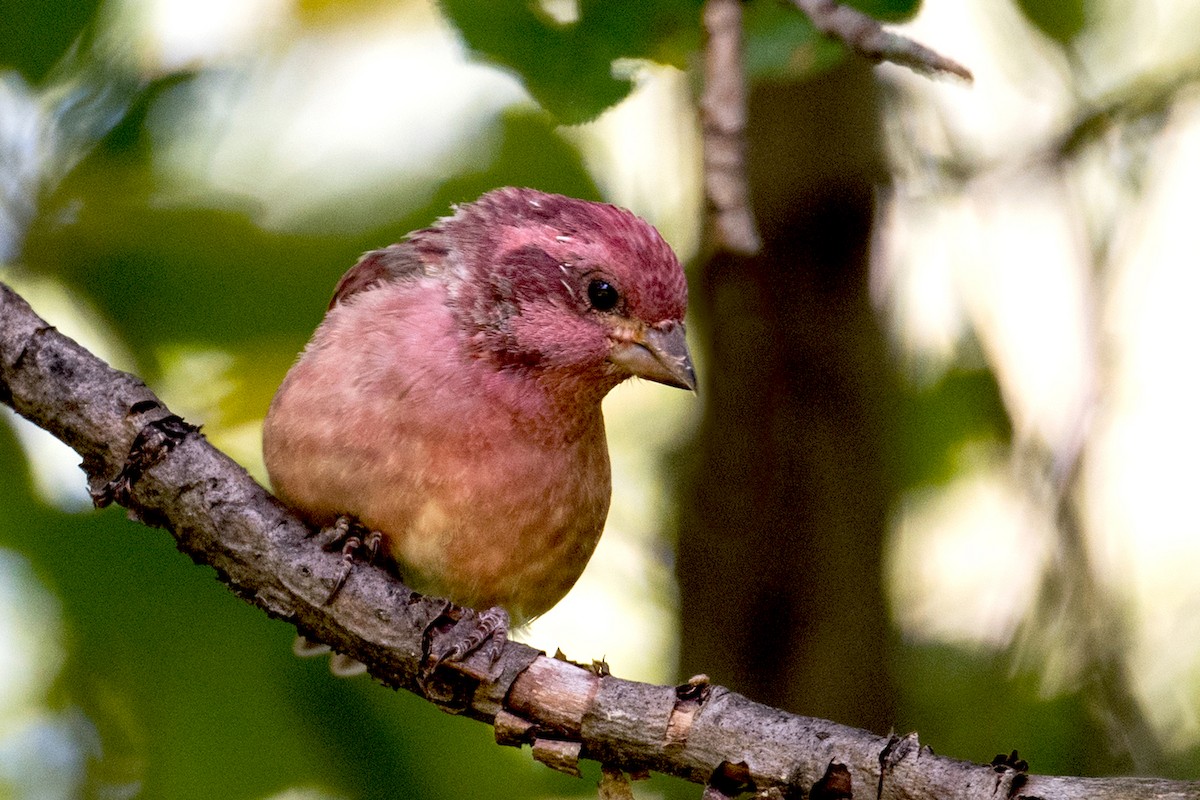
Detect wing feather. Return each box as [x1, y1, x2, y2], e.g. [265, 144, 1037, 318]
[329, 243, 427, 309]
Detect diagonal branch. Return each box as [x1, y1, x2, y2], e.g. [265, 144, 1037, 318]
[792, 0, 973, 81]
[0, 280, 1195, 799]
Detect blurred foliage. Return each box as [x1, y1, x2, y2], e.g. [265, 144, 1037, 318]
[742, 0, 918, 81]
[28, 99, 601, 366]
[0, 0, 102, 83]
[439, 0, 705, 123]
[844, 0, 922, 21]
[743, 1, 844, 80]
[894, 643, 1110, 777]
[1014, 0, 1087, 45]
[439, 0, 922, 122]
[891, 366, 1012, 490]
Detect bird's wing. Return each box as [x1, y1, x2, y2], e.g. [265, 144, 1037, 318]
[329, 243, 426, 310]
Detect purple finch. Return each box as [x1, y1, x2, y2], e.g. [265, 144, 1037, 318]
[263, 188, 694, 628]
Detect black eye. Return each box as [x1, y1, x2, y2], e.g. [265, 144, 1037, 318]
[587, 279, 619, 311]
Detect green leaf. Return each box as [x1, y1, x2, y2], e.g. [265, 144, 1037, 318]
[0, 0, 104, 84]
[1014, 0, 1087, 45]
[744, 0, 843, 80]
[843, 0, 921, 23]
[437, 0, 701, 124]
[743, 0, 923, 81]
[436, 0, 924, 115]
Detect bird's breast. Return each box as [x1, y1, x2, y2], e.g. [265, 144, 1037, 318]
[264, 282, 614, 622]
[366, 409, 612, 623]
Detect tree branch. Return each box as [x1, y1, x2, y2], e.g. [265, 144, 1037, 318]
[702, 0, 762, 256]
[1, 279, 1196, 799]
[792, 0, 973, 81]
[699, 0, 969, 258]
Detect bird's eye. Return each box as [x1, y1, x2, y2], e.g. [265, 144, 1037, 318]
[587, 279, 619, 312]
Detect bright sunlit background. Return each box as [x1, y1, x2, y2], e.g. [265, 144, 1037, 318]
[883, 0, 1200, 755]
[2, 0, 1200, 797]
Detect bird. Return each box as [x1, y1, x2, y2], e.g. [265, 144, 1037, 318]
[262, 187, 695, 664]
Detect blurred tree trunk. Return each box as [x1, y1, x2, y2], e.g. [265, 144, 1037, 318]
[678, 60, 899, 732]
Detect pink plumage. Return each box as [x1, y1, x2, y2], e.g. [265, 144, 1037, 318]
[263, 188, 694, 623]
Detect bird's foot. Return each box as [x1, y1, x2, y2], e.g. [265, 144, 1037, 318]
[291, 516, 383, 677]
[422, 605, 510, 684]
[314, 515, 381, 604]
[91, 411, 198, 508]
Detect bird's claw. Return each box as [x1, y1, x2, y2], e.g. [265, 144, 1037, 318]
[316, 515, 382, 604]
[422, 605, 510, 684]
[295, 516, 383, 677]
[91, 412, 198, 508]
[292, 635, 368, 677]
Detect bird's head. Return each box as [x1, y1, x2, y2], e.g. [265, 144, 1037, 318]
[425, 188, 696, 400]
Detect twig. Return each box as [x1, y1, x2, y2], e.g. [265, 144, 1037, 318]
[0, 280, 1196, 799]
[701, 0, 762, 256]
[792, 0, 973, 81]
[699, 0, 969, 257]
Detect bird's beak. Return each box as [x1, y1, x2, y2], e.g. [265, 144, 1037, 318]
[609, 322, 697, 391]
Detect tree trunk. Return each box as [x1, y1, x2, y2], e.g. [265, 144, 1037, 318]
[678, 60, 899, 733]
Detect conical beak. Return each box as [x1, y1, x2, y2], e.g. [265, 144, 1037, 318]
[609, 322, 697, 391]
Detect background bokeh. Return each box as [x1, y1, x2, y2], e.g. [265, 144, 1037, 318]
[2, 0, 1200, 797]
